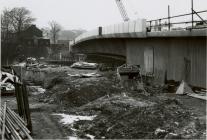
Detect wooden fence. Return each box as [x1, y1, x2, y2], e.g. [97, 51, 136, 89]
[14, 78, 32, 132]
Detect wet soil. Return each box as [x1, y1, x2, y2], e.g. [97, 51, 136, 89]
[1, 65, 206, 139]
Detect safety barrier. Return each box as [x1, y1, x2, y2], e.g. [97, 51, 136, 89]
[70, 19, 146, 46]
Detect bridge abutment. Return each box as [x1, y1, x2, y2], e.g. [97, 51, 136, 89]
[126, 37, 206, 87]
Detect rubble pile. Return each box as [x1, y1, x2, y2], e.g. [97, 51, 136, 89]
[26, 57, 39, 68]
[73, 96, 204, 139]
[20, 64, 205, 139]
[38, 71, 121, 107]
[71, 62, 98, 69]
[0, 70, 20, 95]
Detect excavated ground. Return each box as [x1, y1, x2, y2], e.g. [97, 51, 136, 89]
[1, 65, 206, 139]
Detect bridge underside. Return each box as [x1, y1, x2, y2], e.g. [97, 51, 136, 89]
[72, 38, 126, 57]
[72, 36, 206, 88]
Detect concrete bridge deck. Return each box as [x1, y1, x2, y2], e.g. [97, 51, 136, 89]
[70, 19, 206, 46]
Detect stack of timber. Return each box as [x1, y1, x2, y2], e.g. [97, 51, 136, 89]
[0, 102, 33, 140]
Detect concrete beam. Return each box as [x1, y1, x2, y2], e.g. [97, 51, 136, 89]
[147, 28, 207, 37]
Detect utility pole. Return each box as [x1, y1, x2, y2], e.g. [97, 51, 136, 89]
[168, 5, 171, 30]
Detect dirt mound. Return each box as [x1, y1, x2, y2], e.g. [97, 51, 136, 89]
[72, 96, 203, 139]
[44, 72, 68, 89]
[76, 94, 154, 114]
[60, 77, 121, 107]
[28, 67, 205, 139]
[37, 71, 122, 107]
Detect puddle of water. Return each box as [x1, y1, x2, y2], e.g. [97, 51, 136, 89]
[52, 113, 96, 125]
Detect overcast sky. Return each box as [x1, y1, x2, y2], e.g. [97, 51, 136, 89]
[0, 0, 207, 30]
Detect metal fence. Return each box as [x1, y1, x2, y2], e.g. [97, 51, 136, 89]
[71, 9, 207, 46]
[147, 10, 207, 32]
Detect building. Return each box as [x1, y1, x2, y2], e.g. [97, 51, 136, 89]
[3, 24, 50, 47]
[20, 25, 50, 47]
[57, 40, 71, 48]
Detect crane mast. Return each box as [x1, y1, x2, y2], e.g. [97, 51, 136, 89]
[115, 0, 130, 22]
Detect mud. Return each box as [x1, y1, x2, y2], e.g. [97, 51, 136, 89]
[2, 65, 205, 139]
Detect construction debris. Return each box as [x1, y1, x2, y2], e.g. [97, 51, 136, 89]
[187, 93, 207, 101]
[117, 64, 145, 91]
[175, 81, 207, 100]
[26, 57, 39, 68]
[67, 73, 101, 78]
[0, 71, 19, 83]
[3, 64, 205, 139]
[0, 71, 20, 94]
[0, 82, 15, 92]
[194, 89, 207, 95]
[13, 62, 26, 67]
[27, 86, 46, 95]
[117, 64, 141, 79]
[80, 73, 101, 78]
[176, 80, 193, 95]
[71, 62, 98, 69]
[0, 102, 33, 140]
[71, 95, 200, 139]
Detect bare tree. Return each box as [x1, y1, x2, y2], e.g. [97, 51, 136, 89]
[1, 7, 35, 42]
[49, 21, 61, 44]
[1, 8, 13, 42]
[41, 27, 50, 39]
[10, 7, 35, 33]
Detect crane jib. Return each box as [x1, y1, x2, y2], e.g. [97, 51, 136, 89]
[115, 0, 130, 22]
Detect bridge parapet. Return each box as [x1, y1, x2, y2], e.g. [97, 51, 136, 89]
[70, 19, 146, 46]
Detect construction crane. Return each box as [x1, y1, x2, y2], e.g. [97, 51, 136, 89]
[115, 0, 130, 22]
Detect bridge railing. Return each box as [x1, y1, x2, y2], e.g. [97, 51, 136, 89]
[147, 10, 207, 32]
[70, 9, 207, 46]
[70, 19, 146, 46]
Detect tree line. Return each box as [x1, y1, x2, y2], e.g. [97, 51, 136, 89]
[1, 7, 61, 44]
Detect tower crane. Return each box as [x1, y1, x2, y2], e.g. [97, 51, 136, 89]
[115, 0, 130, 22]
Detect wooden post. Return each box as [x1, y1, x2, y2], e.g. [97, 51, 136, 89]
[14, 78, 23, 117]
[15, 79, 32, 132]
[191, 0, 194, 28]
[19, 85, 26, 121]
[159, 19, 162, 31]
[22, 84, 32, 133]
[98, 26, 102, 36]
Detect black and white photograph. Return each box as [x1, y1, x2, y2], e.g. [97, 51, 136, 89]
[0, 0, 206, 139]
